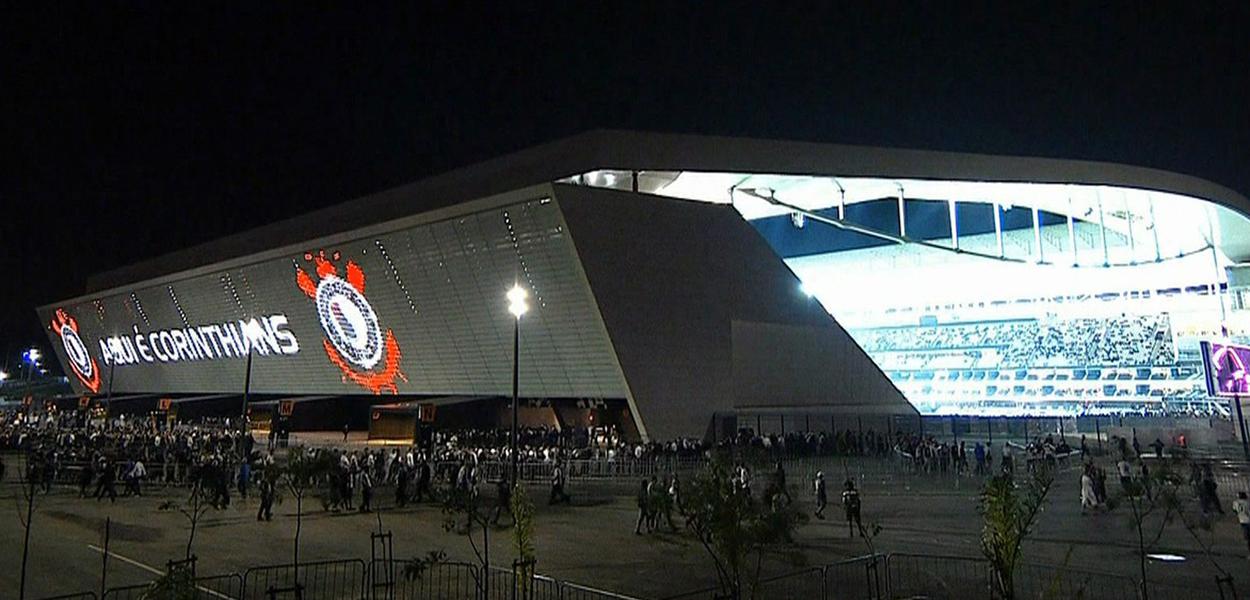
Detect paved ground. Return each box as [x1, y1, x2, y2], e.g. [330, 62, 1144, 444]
[1, 457, 1247, 599]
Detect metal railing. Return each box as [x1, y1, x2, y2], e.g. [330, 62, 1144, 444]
[242, 559, 365, 600]
[101, 573, 243, 600]
[36, 594, 98, 600]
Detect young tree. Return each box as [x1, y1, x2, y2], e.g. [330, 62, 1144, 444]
[511, 483, 537, 598]
[15, 459, 38, 600]
[677, 460, 806, 600]
[157, 484, 212, 561]
[278, 447, 333, 585]
[441, 484, 493, 582]
[978, 467, 1054, 600]
[1106, 461, 1185, 600]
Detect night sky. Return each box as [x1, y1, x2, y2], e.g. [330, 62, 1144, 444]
[3, 3, 1249, 375]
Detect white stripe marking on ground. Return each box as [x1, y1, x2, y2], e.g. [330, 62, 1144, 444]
[86, 544, 232, 599]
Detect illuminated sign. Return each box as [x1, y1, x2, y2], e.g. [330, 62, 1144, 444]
[278, 400, 295, 416]
[296, 250, 404, 394]
[51, 309, 101, 393]
[95, 314, 298, 366]
[1200, 341, 1250, 396]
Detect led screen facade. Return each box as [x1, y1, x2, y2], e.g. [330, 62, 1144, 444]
[1201, 340, 1250, 397]
[39, 197, 627, 399]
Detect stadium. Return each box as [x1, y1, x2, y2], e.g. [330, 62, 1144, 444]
[28, 131, 1250, 443]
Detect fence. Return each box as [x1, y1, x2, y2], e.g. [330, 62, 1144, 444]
[660, 551, 1235, 600]
[101, 573, 243, 600]
[242, 559, 366, 599]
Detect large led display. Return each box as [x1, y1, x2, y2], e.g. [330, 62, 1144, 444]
[1201, 341, 1250, 397]
[39, 197, 626, 399]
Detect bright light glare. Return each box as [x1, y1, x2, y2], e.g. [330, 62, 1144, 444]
[507, 285, 529, 318]
[1146, 553, 1186, 562]
[23, 348, 41, 363]
[0, 370, 8, 381]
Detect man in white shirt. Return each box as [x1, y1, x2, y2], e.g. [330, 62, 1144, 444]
[1233, 491, 1250, 554]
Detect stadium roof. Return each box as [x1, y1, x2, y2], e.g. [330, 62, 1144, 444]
[88, 130, 1250, 293]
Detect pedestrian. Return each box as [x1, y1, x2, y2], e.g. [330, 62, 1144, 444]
[415, 456, 431, 503]
[395, 464, 410, 508]
[842, 479, 862, 537]
[492, 477, 513, 526]
[257, 476, 275, 522]
[974, 443, 986, 476]
[0, 453, 5, 484]
[814, 471, 827, 520]
[342, 422, 350, 442]
[238, 458, 251, 499]
[1080, 464, 1098, 514]
[1117, 458, 1133, 494]
[772, 461, 792, 505]
[1233, 491, 1250, 555]
[665, 474, 680, 532]
[634, 478, 650, 535]
[129, 459, 146, 497]
[549, 461, 570, 505]
[359, 468, 373, 513]
[95, 459, 117, 503]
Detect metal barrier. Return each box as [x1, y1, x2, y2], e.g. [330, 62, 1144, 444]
[376, 559, 480, 600]
[243, 559, 365, 600]
[824, 554, 885, 600]
[102, 573, 243, 600]
[36, 594, 98, 600]
[483, 565, 561, 600]
[561, 582, 647, 600]
[883, 553, 992, 600]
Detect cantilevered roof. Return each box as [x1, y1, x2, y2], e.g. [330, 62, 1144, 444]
[86, 130, 1250, 293]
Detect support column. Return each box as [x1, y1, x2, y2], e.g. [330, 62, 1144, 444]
[948, 199, 959, 250]
[994, 202, 1005, 258]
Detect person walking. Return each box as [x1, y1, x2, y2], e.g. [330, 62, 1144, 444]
[359, 468, 374, 513]
[814, 471, 827, 520]
[492, 477, 513, 526]
[342, 422, 350, 442]
[95, 458, 117, 503]
[395, 464, 410, 508]
[634, 478, 651, 535]
[257, 476, 275, 522]
[665, 474, 681, 532]
[1233, 491, 1250, 555]
[549, 461, 570, 505]
[1080, 464, 1099, 514]
[842, 479, 862, 538]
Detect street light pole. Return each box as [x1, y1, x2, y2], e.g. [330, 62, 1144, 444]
[507, 285, 529, 487]
[511, 315, 520, 486]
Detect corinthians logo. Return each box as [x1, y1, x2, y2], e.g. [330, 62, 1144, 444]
[50, 308, 101, 393]
[296, 250, 405, 394]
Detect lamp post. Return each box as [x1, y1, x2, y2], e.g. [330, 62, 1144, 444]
[507, 285, 529, 487]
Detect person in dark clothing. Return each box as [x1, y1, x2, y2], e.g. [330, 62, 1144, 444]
[95, 460, 117, 503]
[342, 423, 350, 441]
[634, 478, 651, 535]
[842, 479, 862, 538]
[359, 469, 373, 513]
[772, 462, 792, 505]
[548, 462, 570, 505]
[0, 454, 5, 484]
[395, 465, 411, 508]
[492, 478, 513, 526]
[257, 477, 275, 521]
[415, 459, 431, 503]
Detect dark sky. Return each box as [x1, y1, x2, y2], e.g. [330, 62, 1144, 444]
[3, 3, 1249, 374]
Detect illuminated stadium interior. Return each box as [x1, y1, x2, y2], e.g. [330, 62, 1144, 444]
[564, 170, 1250, 418]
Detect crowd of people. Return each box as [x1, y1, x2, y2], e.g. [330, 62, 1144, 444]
[854, 314, 1176, 369]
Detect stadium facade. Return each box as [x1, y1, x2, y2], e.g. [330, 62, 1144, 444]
[37, 131, 1250, 440]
